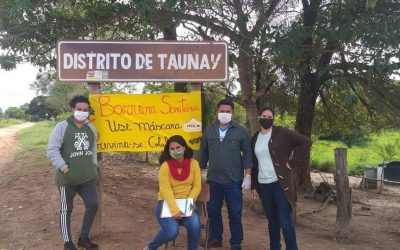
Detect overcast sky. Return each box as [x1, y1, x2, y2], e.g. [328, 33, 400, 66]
[0, 63, 38, 111]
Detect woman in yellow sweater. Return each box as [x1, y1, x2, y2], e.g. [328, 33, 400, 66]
[146, 135, 202, 250]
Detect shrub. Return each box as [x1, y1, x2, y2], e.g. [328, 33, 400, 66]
[311, 160, 335, 173]
[348, 163, 367, 176]
[54, 112, 71, 123]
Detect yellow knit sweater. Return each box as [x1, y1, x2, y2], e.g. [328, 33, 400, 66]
[157, 159, 202, 216]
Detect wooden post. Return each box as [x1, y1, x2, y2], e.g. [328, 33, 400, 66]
[190, 82, 202, 92]
[377, 165, 384, 194]
[190, 82, 202, 161]
[333, 148, 352, 242]
[88, 82, 103, 236]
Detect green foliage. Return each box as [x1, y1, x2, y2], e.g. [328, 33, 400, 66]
[47, 82, 88, 113]
[0, 0, 157, 68]
[5, 106, 25, 119]
[377, 140, 400, 162]
[311, 130, 400, 175]
[311, 160, 335, 173]
[29, 71, 53, 95]
[341, 128, 371, 147]
[27, 96, 58, 121]
[16, 121, 53, 150]
[0, 118, 23, 128]
[142, 83, 174, 94]
[274, 112, 296, 129]
[54, 112, 72, 123]
[0, 54, 18, 70]
[232, 103, 246, 127]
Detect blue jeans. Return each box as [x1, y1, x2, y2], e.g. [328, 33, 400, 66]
[207, 181, 243, 246]
[257, 181, 298, 250]
[148, 201, 201, 250]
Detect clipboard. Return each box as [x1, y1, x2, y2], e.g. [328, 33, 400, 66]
[161, 198, 194, 218]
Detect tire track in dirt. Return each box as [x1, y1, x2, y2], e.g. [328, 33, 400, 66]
[0, 123, 35, 173]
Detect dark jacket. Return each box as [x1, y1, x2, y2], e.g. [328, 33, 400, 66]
[199, 122, 253, 184]
[251, 126, 312, 207]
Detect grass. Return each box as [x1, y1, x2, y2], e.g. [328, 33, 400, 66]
[311, 129, 400, 175]
[16, 121, 54, 151]
[0, 118, 24, 128]
[12, 120, 400, 176]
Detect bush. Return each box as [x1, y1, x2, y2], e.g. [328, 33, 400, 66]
[318, 127, 370, 147]
[54, 112, 71, 123]
[311, 159, 335, 173]
[341, 127, 370, 147]
[348, 163, 367, 176]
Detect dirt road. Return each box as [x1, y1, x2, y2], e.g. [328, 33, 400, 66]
[0, 123, 35, 172]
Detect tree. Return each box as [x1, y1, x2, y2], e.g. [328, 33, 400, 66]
[47, 82, 88, 113]
[5, 106, 25, 119]
[0, 0, 156, 69]
[30, 70, 53, 96]
[27, 96, 58, 121]
[0, 0, 293, 134]
[155, 0, 293, 133]
[272, 0, 400, 191]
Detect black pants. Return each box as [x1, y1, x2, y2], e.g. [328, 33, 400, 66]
[58, 180, 99, 243]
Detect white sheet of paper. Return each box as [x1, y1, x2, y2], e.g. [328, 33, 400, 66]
[160, 198, 194, 218]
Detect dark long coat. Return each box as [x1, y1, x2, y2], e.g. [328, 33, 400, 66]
[251, 126, 312, 207]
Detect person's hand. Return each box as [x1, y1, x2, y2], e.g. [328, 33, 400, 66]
[173, 211, 185, 219]
[286, 162, 293, 170]
[62, 167, 69, 174]
[251, 189, 258, 200]
[241, 174, 251, 191]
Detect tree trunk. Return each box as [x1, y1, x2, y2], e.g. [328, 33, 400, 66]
[333, 148, 352, 242]
[236, 41, 259, 135]
[242, 101, 260, 135]
[294, 74, 318, 192]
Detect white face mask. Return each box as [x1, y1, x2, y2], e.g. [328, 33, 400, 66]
[74, 110, 89, 122]
[218, 113, 232, 124]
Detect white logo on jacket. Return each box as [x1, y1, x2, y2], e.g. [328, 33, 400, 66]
[74, 133, 90, 150]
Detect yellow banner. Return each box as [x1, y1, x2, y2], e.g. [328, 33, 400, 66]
[89, 92, 202, 152]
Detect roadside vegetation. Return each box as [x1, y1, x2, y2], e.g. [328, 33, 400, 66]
[312, 130, 400, 175]
[14, 120, 400, 176]
[0, 118, 23, 128]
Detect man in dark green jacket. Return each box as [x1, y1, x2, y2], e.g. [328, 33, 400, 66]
[199, 99, 253, 250]
[47, 95, 99, 250]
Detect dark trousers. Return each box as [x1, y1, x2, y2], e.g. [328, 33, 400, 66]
[207, 181, 243, 246]
[58, 180, 99, 243]
[257, 181, 298, 250]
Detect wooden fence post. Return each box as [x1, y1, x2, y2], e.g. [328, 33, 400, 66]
[333, 148, 352, 242]
[88, 82, 103, 236]
[190, 83, 202, 161]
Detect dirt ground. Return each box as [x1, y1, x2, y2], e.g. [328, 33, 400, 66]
[1, 124, 400, 250]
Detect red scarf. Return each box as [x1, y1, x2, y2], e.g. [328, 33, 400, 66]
[167, 158, 191, 181]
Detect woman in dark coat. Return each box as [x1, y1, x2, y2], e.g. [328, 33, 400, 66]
[251, 107, 312, 250]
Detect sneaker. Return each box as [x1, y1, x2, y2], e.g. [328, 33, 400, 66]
[77, 237, 98, 250]
[231, 245, 241, 250]
[64, 241, 78, 250]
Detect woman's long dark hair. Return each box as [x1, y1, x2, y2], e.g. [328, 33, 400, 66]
[159, 135, 193, 165]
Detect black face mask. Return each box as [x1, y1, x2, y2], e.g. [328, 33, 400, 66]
[259, 118, 274, 129]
